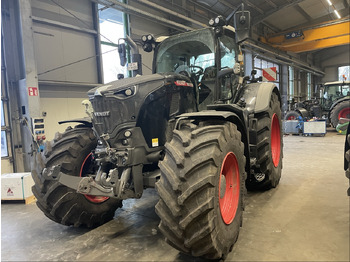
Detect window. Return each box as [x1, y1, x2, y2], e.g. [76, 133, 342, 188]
[254, 56, 280, 88]
[99, 6, 126, 83]
[339, 65, 350, 81]
[307, 72, 312, 99]
[219, 35, 236, 69]
[156, 29, 215, 76]
[1, 100, 8, 157]
[289, 66, 294, 100]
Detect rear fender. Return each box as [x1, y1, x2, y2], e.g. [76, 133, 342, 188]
[176, 109, 250, 175]
[241, 82, 281, 114]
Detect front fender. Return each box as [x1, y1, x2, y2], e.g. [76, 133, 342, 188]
[176, 109, 250, 174]
[296, 107, 310, 118]
[241, 82, 281, 114]
[329, 96, 350, 112]
[58, 117, 92, 127]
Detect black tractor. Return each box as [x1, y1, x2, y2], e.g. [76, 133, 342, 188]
[32, 6, 283, 260]
[285, 81, 350, 128]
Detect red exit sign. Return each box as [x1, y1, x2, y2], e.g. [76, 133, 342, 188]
[28, 87, 38, 96]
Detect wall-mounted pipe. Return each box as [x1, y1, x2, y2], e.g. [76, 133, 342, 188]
[134, 0, 206, 28]
[243, 39, 325, 76]
[93, 0, 195, 32]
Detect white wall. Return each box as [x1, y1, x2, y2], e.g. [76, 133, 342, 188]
[1, 160, 13, 174]
[314, 45, 350, 83]
[128, 1, 173, 75]
[32, 0, 99, 83]
[39, 86, 90, 140]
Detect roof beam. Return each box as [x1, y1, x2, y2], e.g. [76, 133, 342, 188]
[264, 0, 277, 9]
[242, 0, 264, 14]
[262, 20, 350, 53]
[252, 0, 304, 25]
[217, 0, 235, 10]
[279, 35, 349, 53]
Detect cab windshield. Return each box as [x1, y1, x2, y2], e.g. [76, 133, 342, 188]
[324, 84, 350, 98]
[155, 28, 216, 78]
[322, 83, 350, 108]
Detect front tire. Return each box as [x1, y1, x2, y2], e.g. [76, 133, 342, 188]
[330, 101, 350, 128]
[156, 120, 246, 259]
[31, 126, 122, 227]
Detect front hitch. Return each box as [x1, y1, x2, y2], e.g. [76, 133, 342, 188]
[42, 165, 131, 199]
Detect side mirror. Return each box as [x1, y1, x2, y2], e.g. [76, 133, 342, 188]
[234, 11, 251, 43]
[320, 88, 324, 99]
[118, 43, 127, 66]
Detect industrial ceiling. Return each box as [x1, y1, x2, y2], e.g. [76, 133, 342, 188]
[96, 0, 350, 54]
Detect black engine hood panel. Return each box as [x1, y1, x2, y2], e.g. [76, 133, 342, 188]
[88, 73, 189, 97]
[88, 73, 196, 148]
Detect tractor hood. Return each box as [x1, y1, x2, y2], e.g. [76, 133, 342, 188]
[88, 74, 167, 97]
[87, 73, 197, 148]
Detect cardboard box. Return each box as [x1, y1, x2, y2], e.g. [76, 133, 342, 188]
[1, 172, 34, 200]
[303, 121, 326, 135]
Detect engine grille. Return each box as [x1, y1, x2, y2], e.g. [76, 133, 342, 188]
[91, 96, 126, 136]
[169, 92, 180, 116]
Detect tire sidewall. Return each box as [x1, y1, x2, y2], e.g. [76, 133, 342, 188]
[47, 129, 107, 207]
[269, 95, 283, 187]
[213, 128, 245, 251]
[33, 127, 121, 227]
[331, 101, 350, 127]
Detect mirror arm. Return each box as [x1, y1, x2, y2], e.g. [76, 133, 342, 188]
[125, 35, 139, 55]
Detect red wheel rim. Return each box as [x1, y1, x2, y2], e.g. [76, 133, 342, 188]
[80, 153, 109, 203]
[338, 107, 350, 119]
[271, 113, 281, 167]
[287, 115, 296, 120]
[219, 152, 240, 225]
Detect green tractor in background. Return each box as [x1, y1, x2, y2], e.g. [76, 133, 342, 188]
[285, 80, 350, 128]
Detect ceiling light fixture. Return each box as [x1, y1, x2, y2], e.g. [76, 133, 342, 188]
[334, 10, 341, 19]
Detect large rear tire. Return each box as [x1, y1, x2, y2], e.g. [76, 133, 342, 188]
[156, 121, 246, 259]
[31, 126, 122, 227]
[330, 101, 350, 128]
[246, 92, 283, 190]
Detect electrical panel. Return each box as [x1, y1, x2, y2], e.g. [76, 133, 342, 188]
[32, 117, 46, 141]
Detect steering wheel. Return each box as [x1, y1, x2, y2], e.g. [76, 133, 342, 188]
[189, 65, 204, 78]
[175, 64, 204, 78]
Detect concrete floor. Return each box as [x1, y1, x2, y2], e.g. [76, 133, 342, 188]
[2, 129, 349, 261]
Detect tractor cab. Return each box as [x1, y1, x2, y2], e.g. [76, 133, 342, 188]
[153, 27, 241, 110]
[320, 81, 350, 109]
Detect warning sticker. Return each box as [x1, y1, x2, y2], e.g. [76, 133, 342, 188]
[7, 188, 14, 196]
[152, 138, 159, 147]
[262, 67, 277, 82]
[28, 87, 39, 96]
